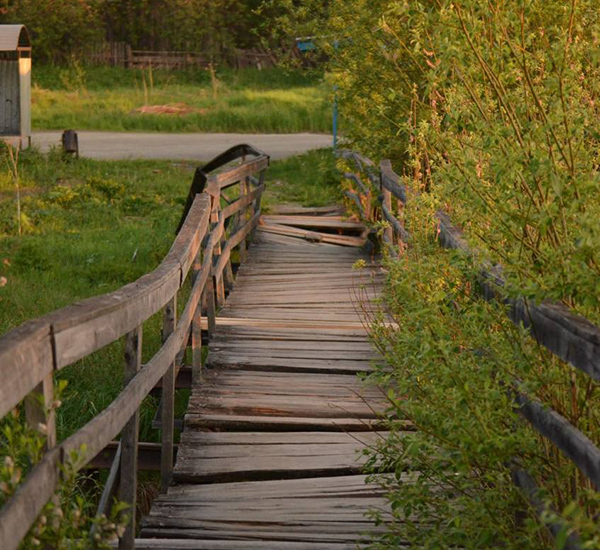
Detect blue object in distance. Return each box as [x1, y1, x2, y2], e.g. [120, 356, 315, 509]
[296, 38, 316, 52]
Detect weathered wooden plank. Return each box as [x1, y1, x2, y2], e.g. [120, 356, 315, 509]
[225, 293, 380, 307]
[189, 393, 384, 419]
[210, 331, 369, 342]
[257, 224, 366, 247]
[25, 373, 57, 450]
[243, 259, 371, 268]
[96, 442, 121, 522]
[174, 431, 385, 482]
[207, 354, 377, 374]
[261, 215, 364, 231]
[237, 264, 379, 274]
[142, 475, 390, 542]
[209, 339, 375, 351]
[246, 245, 366, 255]
[119, 326, 143, 549]
[0, 319, 54, 419]
[219, 309, 372, 323]
[381, 202, 409, 242]
[200, 317, 374, 331]
[224, 304, 378, 312]
[212, 155, 269, 190]
[208, 347, 378, 360]
[141, 525, 386, 543]
[199, 384, 383, 400]
[256, 232, 353, 248]
[269, 204, 345, 216]
[233, 273, 384, 284]
[230, 288, 380, 299]
[515, 393, 600, 489]
[161, 297, 177, 494]
[185, 414, 388, 432]
[124, 540, 364, 550]
[380, 159, 406, 202]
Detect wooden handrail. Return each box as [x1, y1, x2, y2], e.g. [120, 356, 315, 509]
[0, 145, 269, 550]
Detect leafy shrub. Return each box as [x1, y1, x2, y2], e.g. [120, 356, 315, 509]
[0, 383, 128, 549]
[278, 0, 600, 546]
[87, 177, 125, 201]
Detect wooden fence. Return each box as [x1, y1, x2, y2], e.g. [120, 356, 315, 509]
[84, 41, 278, 70]
[0, 144, 269, 550]
[341, 150, 600, 550]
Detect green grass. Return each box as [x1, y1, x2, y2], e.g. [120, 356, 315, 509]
[0, 147, 340, 441]
[262, 149, 342, 209]
[32, 66, 332, 134]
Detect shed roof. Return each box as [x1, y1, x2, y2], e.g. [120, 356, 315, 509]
[0, 25, 31, 52]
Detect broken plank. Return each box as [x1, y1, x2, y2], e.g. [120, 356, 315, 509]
[173, 431, 386, 483]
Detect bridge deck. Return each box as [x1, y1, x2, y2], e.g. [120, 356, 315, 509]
[140, 210, 389, 549]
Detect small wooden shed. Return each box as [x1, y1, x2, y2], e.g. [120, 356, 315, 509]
[0, 25, 31, 144]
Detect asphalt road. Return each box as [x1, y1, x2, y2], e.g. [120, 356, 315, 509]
[32, 131, 333, 161]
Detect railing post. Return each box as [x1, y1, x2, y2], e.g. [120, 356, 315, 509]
[202, 276, 217, 337]
[118, 325, 143, 550]
[221, 209, 234, 294]
[239, 176, 249, 263]
[24, 374, 57, 450]
[211, 197, 226, 307]
[192, 249, 203, 384]
[160, 296, 176, 493]
[381, 172, 393, 245]
[250, 171, 265, 240]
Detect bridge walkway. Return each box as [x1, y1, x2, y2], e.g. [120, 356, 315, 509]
[139, 208, 391, 549]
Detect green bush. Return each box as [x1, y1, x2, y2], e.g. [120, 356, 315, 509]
[277, 0, 600, 546]
[0, 384, 128, 549]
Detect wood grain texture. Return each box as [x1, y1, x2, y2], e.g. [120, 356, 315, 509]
[121, 540, 369, 550]
[515, 393, 600, 489]
[174, 431, 386, 482]
[142, 208, 392, 547]
[142, 475, 390, 543]
[0, 319, 54, 419]
[380, 159, 406, 202]
[118, 327, 142, 549]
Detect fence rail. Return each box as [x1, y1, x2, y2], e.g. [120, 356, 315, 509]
[341, 150, 600, 549]
[0, 144, 269, 550]
[83, 41, 280, 70]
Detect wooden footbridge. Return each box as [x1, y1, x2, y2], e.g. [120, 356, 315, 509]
[140, 214, 388, 548]
[0, 145, 391, 550]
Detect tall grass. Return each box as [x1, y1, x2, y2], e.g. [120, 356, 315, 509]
[31, 66, 332, 134]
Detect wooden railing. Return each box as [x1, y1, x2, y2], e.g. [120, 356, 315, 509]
[83, 41, 279, 70]
[0, 144, 269, 550]
[342, 150, 599, 549]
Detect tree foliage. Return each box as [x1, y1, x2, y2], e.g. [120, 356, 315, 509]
[0, 0, 280, 62]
